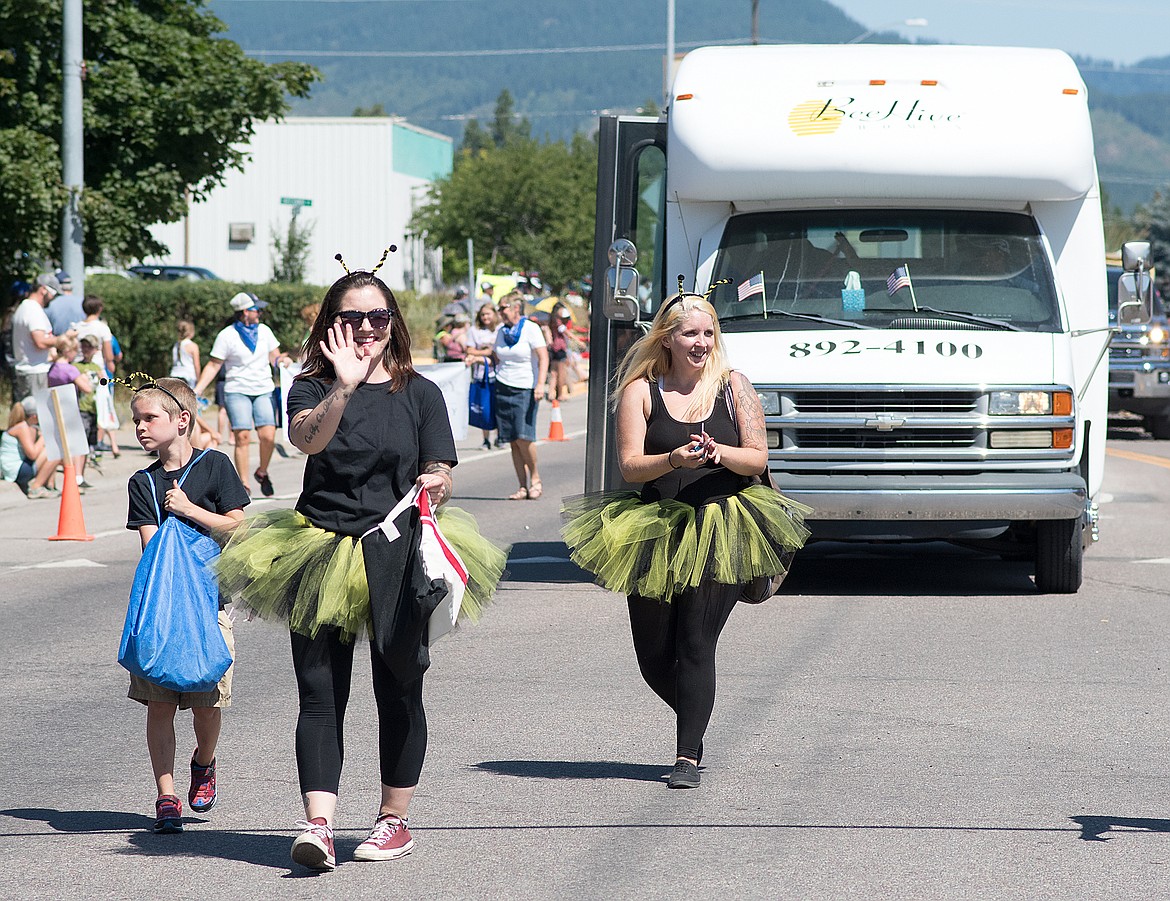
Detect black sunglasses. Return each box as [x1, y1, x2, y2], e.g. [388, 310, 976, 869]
[334, 308, 393, 330]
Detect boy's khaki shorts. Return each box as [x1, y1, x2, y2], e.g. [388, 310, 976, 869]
[128, 610, 234, 709]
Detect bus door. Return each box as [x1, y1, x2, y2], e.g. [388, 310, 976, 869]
[586, 115, 667, 492]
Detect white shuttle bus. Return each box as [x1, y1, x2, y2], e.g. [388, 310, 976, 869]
[587, 44, 1151, 593]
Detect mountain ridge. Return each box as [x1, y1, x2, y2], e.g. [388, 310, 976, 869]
[209, 0, 1170, 211]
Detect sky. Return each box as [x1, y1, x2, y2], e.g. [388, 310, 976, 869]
[828, 0, 1168, 65]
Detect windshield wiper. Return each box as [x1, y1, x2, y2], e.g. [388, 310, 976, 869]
[909, 306, 1022, 332]
[719, 308, 877, 329]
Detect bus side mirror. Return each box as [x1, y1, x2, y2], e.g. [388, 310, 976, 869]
[604, 238, 640, 322]
[1118, 240, 1154, 325]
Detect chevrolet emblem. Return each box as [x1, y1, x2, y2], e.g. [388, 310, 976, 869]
[865, 414, 906, 431]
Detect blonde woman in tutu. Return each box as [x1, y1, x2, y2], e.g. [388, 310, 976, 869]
[562, 281, 810, 789]
[218, 256, 505, 871]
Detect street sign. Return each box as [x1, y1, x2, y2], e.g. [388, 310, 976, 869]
[280, 196, 313, 207]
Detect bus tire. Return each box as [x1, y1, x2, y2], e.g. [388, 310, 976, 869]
[1034, 518, 1082, 594]
[1146, 413, 1170, 440]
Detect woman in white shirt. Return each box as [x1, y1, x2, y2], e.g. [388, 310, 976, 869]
[492, 292, 548, 499]
[193, 292, 285, 497]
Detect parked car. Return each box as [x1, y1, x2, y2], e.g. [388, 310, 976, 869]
[1107, 263, 1170, 437]
[129, 265, 220, 281]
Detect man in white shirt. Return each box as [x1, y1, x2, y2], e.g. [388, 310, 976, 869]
[12, 273, 60, 399]
[194, 292, 285, 496]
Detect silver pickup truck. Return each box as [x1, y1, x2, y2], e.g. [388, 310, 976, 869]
[1108, 264, 1170, 437]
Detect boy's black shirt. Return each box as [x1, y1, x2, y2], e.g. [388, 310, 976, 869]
[126, 449, 250, 537]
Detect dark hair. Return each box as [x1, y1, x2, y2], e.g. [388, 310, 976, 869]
[297, 271, 417, 392]
[82, 295, 103, 316]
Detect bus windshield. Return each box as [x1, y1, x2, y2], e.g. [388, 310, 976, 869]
[709, 210, 1062, 332]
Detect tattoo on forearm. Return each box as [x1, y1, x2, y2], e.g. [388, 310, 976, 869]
[423, 461, 454, 499]
[302, 386, 351, 445]
[737, 378, 767, 450]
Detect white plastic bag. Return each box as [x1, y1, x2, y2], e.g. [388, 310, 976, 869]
[372, 485, 469, 643]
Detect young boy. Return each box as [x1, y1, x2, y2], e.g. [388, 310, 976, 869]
[74, 336, 103, 458]
[125, 377, 250, 834]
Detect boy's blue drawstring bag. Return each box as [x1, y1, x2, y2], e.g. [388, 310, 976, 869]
[118, 450, 232, 693]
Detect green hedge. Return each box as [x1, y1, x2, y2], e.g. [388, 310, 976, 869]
[86, 276, 450, 380]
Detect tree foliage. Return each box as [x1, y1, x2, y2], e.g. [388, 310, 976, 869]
[272, 211, 314, 283]
[0, 0, 317, 290]
[1134, 188, 1170, 296]
[412, 92, 596, 291]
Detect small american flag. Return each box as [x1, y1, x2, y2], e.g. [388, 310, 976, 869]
[737, 272, 765, 301]
[886, 266, 911, 295]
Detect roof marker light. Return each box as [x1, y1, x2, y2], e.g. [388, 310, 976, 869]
[921, 79, 938, 86]
[870, 79, 886, 86]
[676, 93, 694, 101]
[1062, 88, 1079, 95]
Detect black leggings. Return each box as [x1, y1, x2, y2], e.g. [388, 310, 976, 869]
[627, 580, 740, 761]
[290, 628, 427, 794]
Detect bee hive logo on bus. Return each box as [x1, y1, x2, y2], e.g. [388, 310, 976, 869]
[789, 97, 961, 136]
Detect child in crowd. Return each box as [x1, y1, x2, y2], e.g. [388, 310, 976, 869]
[75, 336, 104, 460]
[77, 295, 122, 457]
[48, 333, 95, 488]
[169, 320, 201, 388]
[124, 377, 250, 834]
[169, 321, 222, 448]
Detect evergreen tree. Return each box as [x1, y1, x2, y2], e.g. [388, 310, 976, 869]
[1135, 188, 1170, 295]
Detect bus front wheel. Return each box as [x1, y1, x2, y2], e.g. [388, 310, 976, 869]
[1034, 518, 1083, 594]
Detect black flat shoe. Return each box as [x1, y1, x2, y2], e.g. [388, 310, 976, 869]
[667, 759, 700, 789]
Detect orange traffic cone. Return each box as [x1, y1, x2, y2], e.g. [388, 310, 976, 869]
[547, 399, 567, 441]
[48, 462, 94, 541]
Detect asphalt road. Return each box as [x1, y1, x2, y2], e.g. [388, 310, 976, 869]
[2, 398, 1170, 900]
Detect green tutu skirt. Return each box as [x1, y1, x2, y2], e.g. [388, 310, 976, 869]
[561, 484, 812, 602]
[218, 506, 509, 641]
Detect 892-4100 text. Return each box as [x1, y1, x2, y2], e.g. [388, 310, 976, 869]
[789, 340, 983, 358]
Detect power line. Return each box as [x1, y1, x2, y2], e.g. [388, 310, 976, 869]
[241, 42, 1170, 75]
[243, 38, 754, 58]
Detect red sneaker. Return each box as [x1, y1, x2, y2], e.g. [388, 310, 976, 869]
[353, 813, 414, 861]
[153, 795, 183, 834]
[188, 754, 217, 813]
[291, 818, 336, 871]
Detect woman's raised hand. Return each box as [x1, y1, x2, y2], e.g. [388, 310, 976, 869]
[321, 321, 377, 387]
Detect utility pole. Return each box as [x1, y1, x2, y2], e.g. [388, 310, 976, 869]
[751, 0, 760, 45]
[664, 0, 675, 106]
[61, 0, 85, 296]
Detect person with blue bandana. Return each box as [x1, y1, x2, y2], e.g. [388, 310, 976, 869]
[194, 292, 286, 497]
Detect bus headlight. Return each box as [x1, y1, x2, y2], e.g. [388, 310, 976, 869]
[757, 390, 780, 415]
[989, 390, 1072, 415]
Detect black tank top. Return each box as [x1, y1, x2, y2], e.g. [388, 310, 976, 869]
[640, 378, 749, 507]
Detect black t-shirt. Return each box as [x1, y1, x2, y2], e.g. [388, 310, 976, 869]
[126, 449, 251, 537]
[288, 375, 458, 536]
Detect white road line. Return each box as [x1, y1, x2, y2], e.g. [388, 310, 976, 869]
[9, 559, 107, 571]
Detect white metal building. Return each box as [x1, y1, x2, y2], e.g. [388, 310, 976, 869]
[147, 117, 452, 290]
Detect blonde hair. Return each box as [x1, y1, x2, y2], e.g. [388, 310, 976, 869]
[6, 402, 29, 429]
[132, 377, 197, 421]
[613, 294, 730, 419]
[55, 333, 78, 358]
